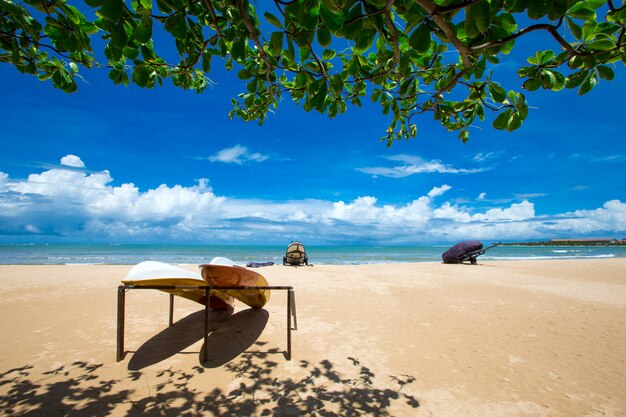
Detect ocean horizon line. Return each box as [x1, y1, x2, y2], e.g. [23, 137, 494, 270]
[1, 243, 625, 265]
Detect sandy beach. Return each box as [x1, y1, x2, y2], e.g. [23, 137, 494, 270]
[1, 259, 625, 416]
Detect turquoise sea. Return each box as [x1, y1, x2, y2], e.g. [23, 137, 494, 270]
[1, 244, 625, 265]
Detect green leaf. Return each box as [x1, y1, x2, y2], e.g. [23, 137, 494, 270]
[471, 0, 492, 33]
[538, 50, 554, 65]
[408, 24, 431, 53]
[547, 70, 565, 90]
[507, 113, 522, 131]
[237, 68, 252, 79]
[493, 109, 513, 130]
[587, 40, 615, 51]
[464, 6, 480, 38]
[489, 83, 507, 102]
[231, 38, 246, 61]
[295, 72, 308, 88]
[310, 80, 328, 112]
[100, 0, 123, 21]
[371, 89, 382, 103]
[354, 29, 376, 52]
[585, 0, 606, 8]
[581, 20, 598, 41]
[565, 71, 586, 88]
[320, 4, 344, 32]
[132, 0, 152, 13]
[568, 55, 584, 69]
[164, 14, 187, 40]
[522, 77, 541, 91]
[270, 31, 283, 54]
[322, 49, 336, 60]
[264, 12, 282, 28]
[498, 12, 518, 33]
[567, 3, 596, 20]
[579, 73, 596, 95]
[527, 0, 550, 20]
[541, 70, 556, 89]
[317, 27, 331, 47]
[110, 23, 128, 49]
[135, 18, 152, 44]
[109, 68, 129, 85]
[123, 46, 139, 59]
[566, 17, 582, 39]
[596, 65, 614, 80]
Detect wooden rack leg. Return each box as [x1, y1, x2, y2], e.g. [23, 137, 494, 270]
[169, 294, 174, 326]
[287, 290, 292, 360]
[116, 286, 125, 362]
[203, 287, 210, 362]
[290, 290, 298, 331]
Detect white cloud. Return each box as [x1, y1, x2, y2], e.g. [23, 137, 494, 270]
[428, 185, 451, 198]
[0, 172, 8, 191]
[358, 154, 487, 178]
[473, 152, 500, 162]
[208, 145, 269, 164]
[60, 154, 85, 168]
[478, 192, 486, 201]
[471, 201, 535, 222]
[1, 156, 625, 244]
[515, 193, 547, 199]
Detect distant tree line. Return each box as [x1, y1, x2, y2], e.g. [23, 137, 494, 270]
[502, 239, 626, 246]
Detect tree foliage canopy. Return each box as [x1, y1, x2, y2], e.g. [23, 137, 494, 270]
[2, 0, 625, 144]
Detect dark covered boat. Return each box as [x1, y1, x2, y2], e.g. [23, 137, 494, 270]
[442, 241, 500, 264]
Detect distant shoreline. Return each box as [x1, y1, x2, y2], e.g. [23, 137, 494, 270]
[1, 243, 626, 264]
[502, 241, 626, 247]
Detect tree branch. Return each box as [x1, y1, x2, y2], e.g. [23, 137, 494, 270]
[273, 0, 327, 79]
[343, 7, 385, 27]
[437, 67, 471, 95]
[235, 0, 273, 85]
[435, 0, 481, 15]
[468, 21, 584, 55]
[201, 0, 223, 39]
[383, 0, 400, 73]
[414, 0, 472, 67]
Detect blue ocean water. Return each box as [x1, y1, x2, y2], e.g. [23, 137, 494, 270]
[0, 244, 625, 265]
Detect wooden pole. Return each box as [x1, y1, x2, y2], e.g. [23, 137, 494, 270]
[286, 289, 292, 360]
[290, 290, 298, 330]
[169, 294, 174, 326]
[116, 286, 125, 362]
[203, 287, 210, 363]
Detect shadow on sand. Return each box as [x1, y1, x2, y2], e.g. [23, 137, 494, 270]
[128, 307, 269, 371]
[127, 307, 269, 370]
[1, 354, 419, 416]
[1, 309, 420, 415]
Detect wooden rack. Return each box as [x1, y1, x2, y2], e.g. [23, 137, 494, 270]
[116, 285, 297, 362]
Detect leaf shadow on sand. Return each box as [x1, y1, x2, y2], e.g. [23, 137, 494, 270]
[1, 355, 419, 416]
[128, 307, 268, 370]
[2, 309, 419, 416]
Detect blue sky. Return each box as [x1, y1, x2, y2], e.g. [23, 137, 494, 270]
[1, 16, 625, 245]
